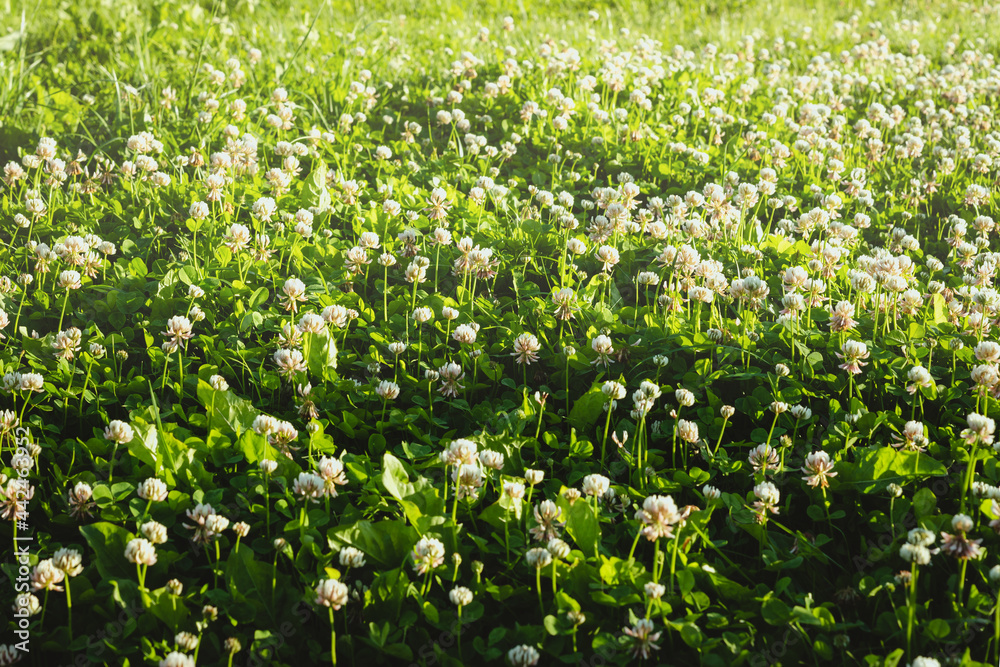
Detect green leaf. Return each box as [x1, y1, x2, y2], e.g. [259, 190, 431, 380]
[884, 648, 905, 667]
[382, 452, 415, 502]
[249, 286, 270, 310]
[80, 522, 135, 580]
[912, 487, 937, 517]
[839, 447, 947, 492]
[925, 618, 949, 639]
[196, 380, 258, 437]
[679, 622, 704, 648]
[560, 496, 599, 556]
[569, 385, 606, 434]
[761, 598, 792, 625]
[215, 246, 232, 267]
[303, 329, 339, 381]
[146, 586, 189, 630]
[126, 419, 157, 470]
[237, 430, 271, 464]
[381, 452, 444, 526]
[931, 293, 947, 325]
[129, 257, 148, 277]
[328, 520, 419, 570]
[225, 545, 279, 624]
[677, 568, 696, 596]
[300, 159, 332, 213]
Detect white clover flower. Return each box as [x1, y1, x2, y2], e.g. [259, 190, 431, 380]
[582, 474, 610, 497]
[507, 645, 540, 667]
[376, 380, 400, 400]
[52, 548, 84, 577]
[524, 547, 553, 568]
[449, 586, 474, 607]
[314, 579, 349, 609]
[675, 388, 695, 406]
[124, 538, 157, 566]
[141, 521, 169, 545]
[547, 538, 571, 559]
[137, 478, 168, 502]
[411, 537, 446, 575]
[601, 381, 626, 401]
[899, 543, 931, 565]
[907, 528, 935, 547]
[504, 481, 525, 500]
[339, 547, 366, 569]
[159, 652, 195, 667]
[524, 469, 544, 485]
[104, 420, 134, 444]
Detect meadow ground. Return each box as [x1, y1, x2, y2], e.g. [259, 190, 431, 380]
[2, 0, 1000, 665]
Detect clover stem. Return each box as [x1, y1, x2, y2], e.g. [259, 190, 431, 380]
[58, 289, 70, 331]
[907, 563, 919, 662]
[66, 578, 73, 638]
[536, 565, 544, 616]
[329, 607, 337, 666]
[600, 400, 613, 470]
[669, 525, 682, 596]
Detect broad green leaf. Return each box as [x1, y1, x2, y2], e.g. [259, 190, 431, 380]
[382, 452, 415, 502]
[146, 586, 189, 630]
[300, 159, 332, 213]
[569, 384, 606, 434]
[560, 496, 599, 556]
[196, 379, 258, 437]
[303, 329, 339, 380]
[838, 447, 947, 492]
[912, 487, 937, 517]
[249, 286, 270, 310]
[80, 522, 135, 580]
[225, 545, 280, 625]
[328, 520, 419, 570]
[761, 597, 792, 625]
[931, 293, 947, 325]
[126, 419, 157, 470]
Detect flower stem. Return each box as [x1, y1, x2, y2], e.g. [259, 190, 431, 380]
[329, 607, 337, 666]
[600, 401, 613, 469]
[58, 290, 70, 331]
[907, 563, 919, 662]
[669, 526, 682, 596]
[536, 566, 544, 616]
[66, 577, 73, 638]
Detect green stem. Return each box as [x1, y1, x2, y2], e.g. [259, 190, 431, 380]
[536, 565, 544, 616]
[907, 563, 919, 662]
[600, 401, 613, 469]
[109, 442, 119, 483]
[504, 509, 510, 562]
[669, 525, 681, 596]
[653, 540, 661, 583]
[66, 577, 73, 638]
[329, 607, 337, 666]
[957, 558, 968, 608]
[58, 289, 70, 331]
[994, 595, 1000, 666]
[960, 441, 978, 514]
[714, 418, 729, 456]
